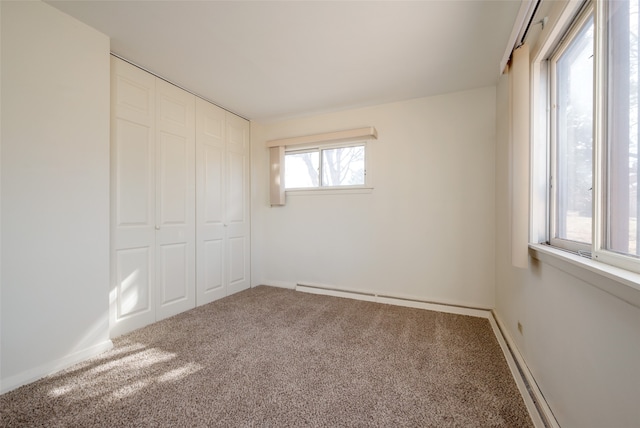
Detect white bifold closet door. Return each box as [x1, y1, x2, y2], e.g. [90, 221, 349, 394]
[155, 79, 196, 320]
[195, 99, 250, 305]
[111, 57, 195, 337]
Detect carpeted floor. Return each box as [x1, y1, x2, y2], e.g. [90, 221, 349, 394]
[1, 286, 534, 427]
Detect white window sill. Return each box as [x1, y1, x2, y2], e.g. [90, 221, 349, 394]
[529, 243, 640, 309]
[285, 187, 374, 196]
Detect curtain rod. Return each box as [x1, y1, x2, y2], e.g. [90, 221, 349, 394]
[517, 0, 543, 48]
[500, 0, 541, 73]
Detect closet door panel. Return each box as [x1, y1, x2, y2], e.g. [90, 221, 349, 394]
[115, 247, 152, 318]
[111, 57, 156, 337]
[227, 151, 245, 223]
[115, 121, 153, 227]
[228, 236, 246, 285]
[196, 99, 226, 305]
[203, 239, 224, 295]
[155, 79, 196, 321]
[226, 114, 251, 295]
[114, 68, 154, 126]
[114, 120, 156, 249]
[158, 87, 190, 134]
[158, 242, 188, 304]
[204, 147, 224, 222]
[158, 132, 189, 225]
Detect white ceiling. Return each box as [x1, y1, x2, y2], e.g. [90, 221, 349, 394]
[47, 0, 522, 122]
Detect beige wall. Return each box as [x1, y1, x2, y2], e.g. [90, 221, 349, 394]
[495, 74, 640, 427]
[1, 1, 111, 392]
[252, 87, 497, 308]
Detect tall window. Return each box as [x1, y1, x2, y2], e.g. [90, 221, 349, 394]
[550, 9, 594, 252]
[544, 0, 640, 272]
[605, 0, 640, 258]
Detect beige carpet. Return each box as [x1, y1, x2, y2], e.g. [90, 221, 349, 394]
[1, 286, 534, 427]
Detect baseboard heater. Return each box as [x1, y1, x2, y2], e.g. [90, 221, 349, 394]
[297, 283, 375, 297]
[295, 283, 490, 312]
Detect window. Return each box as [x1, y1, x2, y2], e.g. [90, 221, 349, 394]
[549, 7, 594, 252]
[267, 127, 377, 205]
[604, 0, 640, 260]
[541, 0, 640, 272]
[284, 143, 366, 189]
[284, 149, 320, 188]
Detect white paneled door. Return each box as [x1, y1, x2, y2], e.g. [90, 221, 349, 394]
[225, 114, 251, 295]
[195, 100, 251, 305]
[111, 58, 156, 337]
[196, 99, 226, 304]
[155, 79, 196, 321]
[111, 57, 196, 336]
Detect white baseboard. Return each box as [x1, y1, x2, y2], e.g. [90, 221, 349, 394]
[1, 340, 113, 395]
[295, 282, 492, 312]
[293, 283, 550, 428]
[261, 280, 296, 290]
[492, 312, 560, 428]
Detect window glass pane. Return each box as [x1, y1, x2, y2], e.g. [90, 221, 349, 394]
[607, 0, 640, 257]
[321, 145, 365, 187]
[284, 150, 319, 188]
[555, 16, 594, 244]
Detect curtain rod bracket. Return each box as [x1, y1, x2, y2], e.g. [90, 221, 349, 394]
[537, 16, 549, 30]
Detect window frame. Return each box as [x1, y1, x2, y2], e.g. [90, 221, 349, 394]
[591, 0, 640, 272]
[283, 140, 370, 192]
[267, 127, 377, 206]
[548, 3, 595, 255]
[282, 147, 321, 190]
[536, 0, 640, 274]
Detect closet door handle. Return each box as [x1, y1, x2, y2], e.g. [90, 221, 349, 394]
[155, 226, 160, 230]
